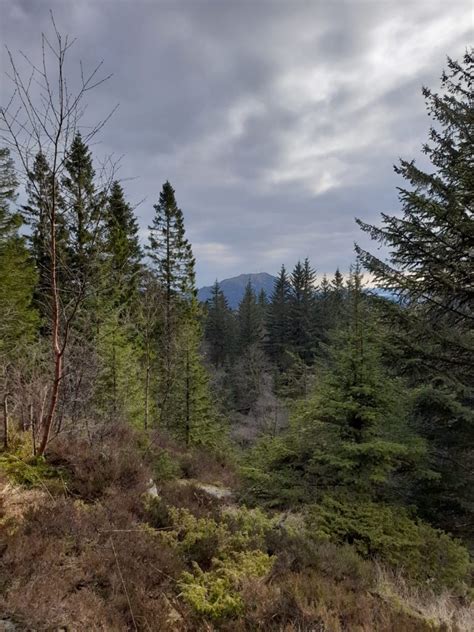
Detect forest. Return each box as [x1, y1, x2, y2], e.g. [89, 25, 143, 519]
[0, 20, 472, 632]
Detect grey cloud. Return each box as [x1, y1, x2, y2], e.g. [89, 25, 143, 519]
[1, 0, 472, 285]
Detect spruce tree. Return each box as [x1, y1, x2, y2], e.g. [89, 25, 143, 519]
[22, 152, 67, 321]
[289, 258, 316, 364]
[146, 180, 196, 309]
[356, 52, 473, 327]
[265, 265, 291, 366]
[355, 52, 474, 540]
[62, 133, 103, 290]
[237, 280, 261, 351]
[205, 280, 234, 368]
[0, 148, 38, 361]
[104, 180, 142, 307]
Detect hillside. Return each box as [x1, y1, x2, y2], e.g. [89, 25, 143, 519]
[198, 272, 276, 308]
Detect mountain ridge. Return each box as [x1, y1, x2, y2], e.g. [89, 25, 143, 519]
[198, 272, 277, 309]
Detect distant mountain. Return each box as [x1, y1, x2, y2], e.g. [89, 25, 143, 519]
[198, 272, 277, 309]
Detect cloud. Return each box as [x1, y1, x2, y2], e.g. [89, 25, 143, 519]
[1, 0, 471, 284]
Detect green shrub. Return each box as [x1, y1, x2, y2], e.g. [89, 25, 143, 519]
[0, 452, 63, 490]
[306, 496, 471, 589]
[178, 550, 274, 620]
[151, 449, 181, 481]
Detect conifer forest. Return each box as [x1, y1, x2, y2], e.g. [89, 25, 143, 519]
[0, 7, 473, 632]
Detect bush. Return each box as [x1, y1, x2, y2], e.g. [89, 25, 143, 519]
[47, 429, 149, 500]
[306, 496, 471, 590]
[0, 451, 64, 495]
[179, 550, 274, 620]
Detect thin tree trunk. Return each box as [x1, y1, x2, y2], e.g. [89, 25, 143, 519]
[37, 164, 62, 456]
[3, 395, 9, 451]
[185, 349, 190, 446]
[144, 361, 150, 430]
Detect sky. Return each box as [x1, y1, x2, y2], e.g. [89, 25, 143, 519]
[1, 0, 472, 286]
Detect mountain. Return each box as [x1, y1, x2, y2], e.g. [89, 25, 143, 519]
[198, 272, 277, 309]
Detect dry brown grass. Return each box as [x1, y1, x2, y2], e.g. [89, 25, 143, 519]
[375, 564, 474, 632]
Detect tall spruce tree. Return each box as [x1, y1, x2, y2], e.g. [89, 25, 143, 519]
[146, 181, 217, 442]
[237, 280, 261, 351]
[146, 180, 196, 309]
[289, 258, 317, 364]
[356, 52, 473, 327]
[205, 280, 234, 368]
[22, 152, 67, 322]
[62, 133, 103, 291]
[265, 265, 291, 366]
[355, 51, 474, 542]
[0, 148, 38, 362]
[104, 180, 142, 307]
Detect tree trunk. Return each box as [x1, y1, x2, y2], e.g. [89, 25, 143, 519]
[3, 395, 9, 451]
[185, 349, 190, 446]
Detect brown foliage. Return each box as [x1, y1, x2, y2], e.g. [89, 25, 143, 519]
[0, 496, 187, 630]
[47, 425, 150, 500]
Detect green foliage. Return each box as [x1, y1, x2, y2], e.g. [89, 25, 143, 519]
[0, 451, 62, 489]
[204, 280, 235, 368]
[306, 496, 471, 590]
[178, 550, 274, 620]
[355, 51, 474, 542]
[103, 180, 142, 306]
[0, 147, 38, 359]
[94, 311, 144, 426]
[151, 448, 181, 481]
[237, 280, 262, 350]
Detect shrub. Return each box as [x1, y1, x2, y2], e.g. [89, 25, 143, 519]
[0, 452, 64, 493]
[47, 430, 149, 500]
[306, 496, 471, 590]
[179, 550, 274, 620]
[151, 448, 181, 481]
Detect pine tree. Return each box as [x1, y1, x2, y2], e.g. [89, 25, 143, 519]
[237, 280, 261, 351]
[0, 148, 38, 361]
[62, 133, 103, 290]
[103, 180, 142, 307]
[355, 52, 474, 540]
[22, 152, 67, 321]
[146, 180, 196, 309]
[265, 265, 291, 367]
[356, 52, 473, 327]
[205, 280, 234, 368]
[289, 258, 316, 364]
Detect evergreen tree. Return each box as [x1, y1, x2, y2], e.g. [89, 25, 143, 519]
[328, 268, 346, 325]
[356, 52, 473, 327]
[62, 133, 103, 290]
[22, 152, 67, 321]
[103, 180, 142, 307]
[289, 258, 316, 364]
[246, 269, 424, 504]
[205, 280, 234, 368]
[237, 280, 261, 351]
[355, 52, 474, 541]
[265, 265, 291, 366]
[145, 181, 217, 442]
[0, 148, 38, 361]
[146, 180, 196, 309]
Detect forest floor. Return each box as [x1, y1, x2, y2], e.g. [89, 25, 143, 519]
[0, 425, 472, 631]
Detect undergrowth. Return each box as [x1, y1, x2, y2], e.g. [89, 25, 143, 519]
[0, 425, 471, 631]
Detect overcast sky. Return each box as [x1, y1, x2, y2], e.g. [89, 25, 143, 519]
[1, 0, 472, 285]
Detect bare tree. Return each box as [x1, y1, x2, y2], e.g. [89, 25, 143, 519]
[0, 15, 116, 455]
